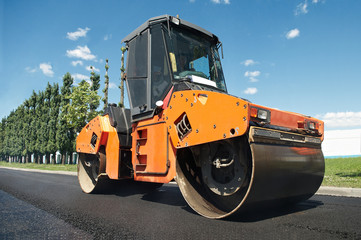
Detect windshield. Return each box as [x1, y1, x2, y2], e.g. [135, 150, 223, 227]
[165, 26, 227, 92]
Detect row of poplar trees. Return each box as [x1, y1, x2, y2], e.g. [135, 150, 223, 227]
[0, 61, 113, 164]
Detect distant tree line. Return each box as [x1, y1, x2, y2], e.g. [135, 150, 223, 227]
[0, 67, 106, 164]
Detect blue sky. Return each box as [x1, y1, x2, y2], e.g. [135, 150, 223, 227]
[1, 0, 361, 130]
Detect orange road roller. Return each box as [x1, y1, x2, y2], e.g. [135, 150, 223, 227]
[76, 15, 324, 219]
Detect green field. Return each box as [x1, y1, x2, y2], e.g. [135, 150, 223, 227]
[323, 157, 361, 188]
[0, 161, 77, 172]
[1, 157, 361, 188]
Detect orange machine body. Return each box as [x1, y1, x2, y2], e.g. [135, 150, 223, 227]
[76, 115, 122, 180]
[76, 89, 324, 184]
[131, 115, 176, 183]
[249, 103, 324, 140]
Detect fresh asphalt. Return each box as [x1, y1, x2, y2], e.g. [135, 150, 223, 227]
[2, 166, 361, 198]
[1, 167, 361, 239]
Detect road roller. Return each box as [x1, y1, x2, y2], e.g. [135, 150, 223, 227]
[76, 15, 325, 219]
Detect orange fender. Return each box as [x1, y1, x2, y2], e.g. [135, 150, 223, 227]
[76, 115, 121, 179]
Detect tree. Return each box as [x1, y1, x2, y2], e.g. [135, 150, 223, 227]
[3, 111, 15, 162]
[66, 80, 101, 133]
[119, 47, 126, 108]
[14, 105, 25, 162]
[35, 91, 45, 164]
[103, 59, 109, 110]
[28, 91, 38, 163]
[40, 83, 52, 164]
[47, 83, 60, 164]
[89, 67, 100, 119]
[0, 118, 5, 160]
[57, 73, 75, 164]
[22, 99, 31, 163]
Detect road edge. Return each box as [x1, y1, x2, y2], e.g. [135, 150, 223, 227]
[0, 166, 77, 176]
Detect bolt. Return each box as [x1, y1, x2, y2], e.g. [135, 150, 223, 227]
[243, 116, 246, 121]
[185, 142, 188, 147]
[236, 102, 239, 106]
[213, 124, 216, 129]
[186, 98, 188, 102]
[244, 104, 247, 109]
[181, 94, 183, 97]
[169, 126, 171, 129]
[191, 103, 193, 107]
[196, 129, 199, 133]
[223, 134, 226, 138]
[170, 106, 172, 109]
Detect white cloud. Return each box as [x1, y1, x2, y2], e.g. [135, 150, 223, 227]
[286, 28, 300, 39]
[109, 82, 118, 89]
[241, 59, 257, 66]
[72, 73, 89, 81]
[249, 77, 258, 83]
[316, 111, 361, 129]
[295, 1, 308, 15]
[66, 46, 96, 61]
[211, 0, 230, 4]
[86, 65, 100, 72]
[39, 63, 54, 77]
[25, 66, 37, 73]
[66, 27, 90, 41]
[294, 0, 324, 16]
[71, 60, 83, 67]
[104, 34, 112, 41]
[244, 87, 258, 95]
[244, 71, 260, 78]
[245, 71, 260, 82]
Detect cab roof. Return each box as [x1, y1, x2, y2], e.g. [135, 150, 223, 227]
[121, 15, 219, 44]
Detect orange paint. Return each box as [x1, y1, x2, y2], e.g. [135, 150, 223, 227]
[249, 103, 324, 141]
[76, 89, 324, 184]
[76, 115, 122, 180]
[76, 115, 115, 155]
[131, 115, 176, 183]
[164, 90, 249, 149]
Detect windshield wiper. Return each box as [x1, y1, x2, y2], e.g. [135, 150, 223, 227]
[211, 49, 219, 79]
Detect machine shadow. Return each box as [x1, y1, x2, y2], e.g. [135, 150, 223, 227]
[94, 179, 323, 221]
[225, 199, 324, 222]
[336, 171, 361, 178]
[94, 180, 188, 208]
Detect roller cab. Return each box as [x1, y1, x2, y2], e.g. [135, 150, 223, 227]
[76, 15, 325, 219]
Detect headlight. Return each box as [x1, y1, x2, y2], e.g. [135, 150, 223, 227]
[308, 122, 316, 130]
[250, 107, 270, 123]
[258, 109, 268, 120]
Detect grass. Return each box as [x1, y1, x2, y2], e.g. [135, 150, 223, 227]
[323, 157, 361, 188]
[1, 157, 361, 188]
[0, 161, 77, 172]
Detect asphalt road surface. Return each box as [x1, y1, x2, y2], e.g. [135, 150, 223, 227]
[1, 168, 361, 239]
